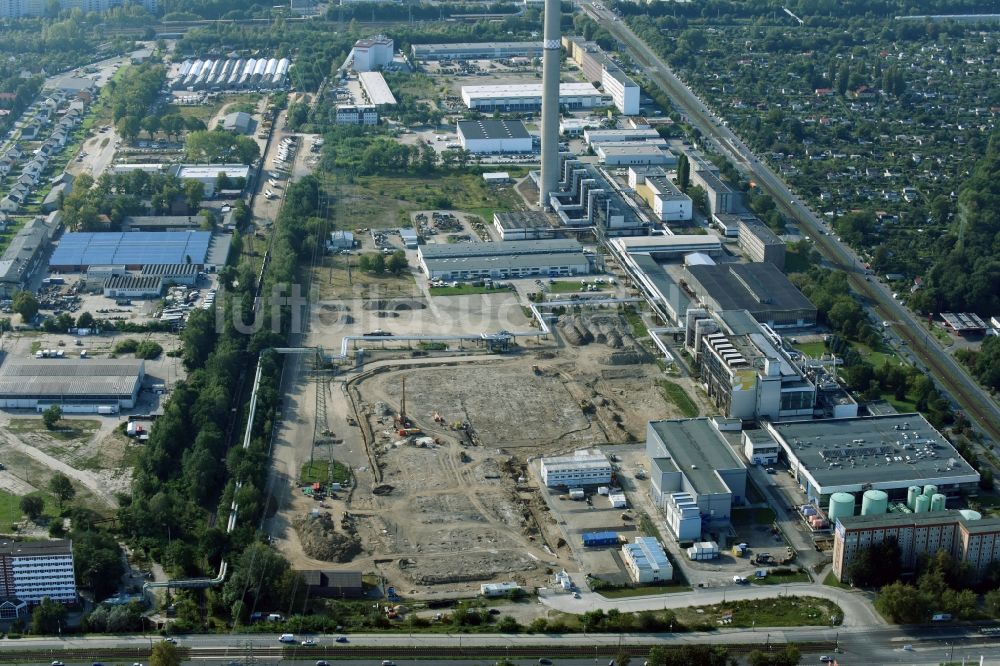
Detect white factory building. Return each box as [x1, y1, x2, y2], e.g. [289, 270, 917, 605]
[622, 537, 673, 583]
[461, 83, 605, 112]
[336, 104, 378, 125]
[629, 167, 692, 222]
[597, 144, 671, 166]
[0, 539, 77, 610]
[358, 71, 397, 106]
[352, 35, 394, 72]
[457, 120, 532, 154]
[540, 448, 612, 488]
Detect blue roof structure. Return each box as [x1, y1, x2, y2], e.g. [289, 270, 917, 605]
[582, 531, 620, 547]
[49, 231, 213, 269]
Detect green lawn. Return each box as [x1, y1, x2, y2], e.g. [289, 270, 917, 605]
[300, 460, 351, 485]
[752, 569, 811, 585]
[658, 380, 699, 418]
[429, 284, 511, 297]
[7, 418, 99, 442]
[823, 571, 852, 589]
[549, 280, 592, 294]
[793, 341, 827, 358]
[672, 596, 842, 629]
[623, 308, 649, 339]
[597, 583, 693, 598]
[0, 489, 58, 527]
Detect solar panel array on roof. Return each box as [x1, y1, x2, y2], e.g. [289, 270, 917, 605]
[49, 232, 212, 269]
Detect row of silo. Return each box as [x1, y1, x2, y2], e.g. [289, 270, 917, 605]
[172, 57, 290, 90]
[828, 483, 975, 522]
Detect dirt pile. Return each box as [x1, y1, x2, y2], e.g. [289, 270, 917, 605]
[293, 512, 362, 562]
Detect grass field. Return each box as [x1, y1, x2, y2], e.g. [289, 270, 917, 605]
[597, 583, 692, 598]
[823, 571, 852, 589]
[0, 489, 58, 527]
[7, 418, 100, 442]
[315, 254, 418, 299]
[548, 280, 591, 294]
[793, 341, 827, 358]
[430, 284, 511, 297]
[300, 459, 351, 485]
[623, 308, 648, 339]
[658, 380, 699, 418]
[672, 596, 842, 629]
[752, 569, 811, 585]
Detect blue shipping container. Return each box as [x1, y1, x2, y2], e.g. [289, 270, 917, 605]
[582, 531, 619, 547]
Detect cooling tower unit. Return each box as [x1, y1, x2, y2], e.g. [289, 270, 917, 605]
[907, 485, 921, 511]
[861, 489, 888, 516]
[538, 0, 561, 208]
[828, 492, 855, 523]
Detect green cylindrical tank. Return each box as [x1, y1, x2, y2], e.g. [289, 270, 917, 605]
[915, 494, 930, 513]
[959, 509, 982, 521]
[861, 489, 889, 515]
[930, 493, 947, 512]
[828, 492, 855, 523]
[907, 486, 921, 510]
[923, 484, 938, 497]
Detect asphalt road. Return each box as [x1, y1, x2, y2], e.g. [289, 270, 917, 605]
[5, 626, 1000, 665]
[579, 0, 1000, 448]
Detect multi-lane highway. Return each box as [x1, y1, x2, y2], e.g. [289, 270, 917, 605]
[580, 0, 1000, 449]
[3, 625, 1000, 665]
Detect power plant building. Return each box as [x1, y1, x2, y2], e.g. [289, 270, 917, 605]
[596, 144, 671, 166]
[647, 418, 747, 533]
[461, 83, 604, 112]
[684, 262, 817, 328]
[685, 309, 817, 420]
[763, 414, 981, 508]
[563, 36, 640, 115]
[833, 510, 1000, 583]
[628, 167, 692, 222]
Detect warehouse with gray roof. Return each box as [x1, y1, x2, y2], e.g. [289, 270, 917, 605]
[417, 239, 591, 281]
[0, 358, 145, 412]
[684, 262, 817, 328]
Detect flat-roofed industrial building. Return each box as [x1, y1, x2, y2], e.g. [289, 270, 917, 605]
[737, 217, 786, 269]
[457, 119, 532, 154]
[540, 448, 612, 487]
[629, 167, 692, 222]
[763, 414, 981, 507]
[622, 536, 673, 583]
[358, 71, 397, 106]
[684, 262, 817, 328]
[461, 83, 604, 112]
[0, 358, 145, 412]
[412, 42, 543, 61]
[418, 239, 591, 280]
[647, 418, 747, 533]
[493, 212, 558, 241]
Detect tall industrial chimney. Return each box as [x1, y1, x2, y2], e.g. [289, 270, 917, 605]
[538, 0, 561, 208]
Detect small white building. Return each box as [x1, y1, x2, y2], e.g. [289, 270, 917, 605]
[743, 430, 780, 466]
[540, 448, 612, 488]
[608, 492, 627, 509]
[622, 536, 673, 583]
[352, 35, 394, 72]
[480, 582, 521, 598]
[457, 119, 532, 154]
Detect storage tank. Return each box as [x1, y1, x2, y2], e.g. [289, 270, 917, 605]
[907, 485, 921, 511]
[959, 509, 982, 521]
[931, 493, 947, 512]
[915, 494, 930, 513]
[828, 492, 855, 523]
[923, 484, 938, 498]
[861, 489, 889, 516]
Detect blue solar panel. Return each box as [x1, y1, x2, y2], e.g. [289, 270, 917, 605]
[49, 232, 213, 268]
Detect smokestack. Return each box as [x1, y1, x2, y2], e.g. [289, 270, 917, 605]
[538, 0, 561, 208]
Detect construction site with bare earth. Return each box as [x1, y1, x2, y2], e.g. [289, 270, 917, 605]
[265, 287, 705, 596]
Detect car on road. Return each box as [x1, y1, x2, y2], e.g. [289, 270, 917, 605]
[538, 659, 553, 665]
[573, 591, 581, 598]
[52, 662, 65, 666]
[819, 657, 833, 663]
[301, 639, 316, 646]
[765, 467, 776, 474]
[336, 636, 348, 643]
[315, 661, 330, 666]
